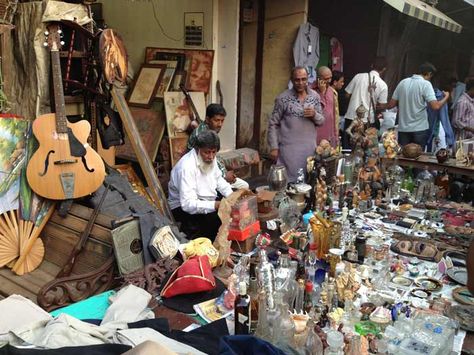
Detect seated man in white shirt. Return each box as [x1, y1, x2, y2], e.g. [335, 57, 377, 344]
[168, 130, 233, 241]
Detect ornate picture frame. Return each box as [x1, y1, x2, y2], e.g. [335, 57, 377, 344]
[127, 64, 165, 108]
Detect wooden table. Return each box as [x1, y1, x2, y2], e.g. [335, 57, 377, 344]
[381, 155, 474, 178]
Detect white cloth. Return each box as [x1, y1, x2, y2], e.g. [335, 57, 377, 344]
[168, 149, 233, 214]
[344, 70, 388, 122]
[6, 285, 154, 349]
[100, 285, 154, 329]
[115, 328, 206, 355]
[0, 295, 52, 346]
[231, 177, 249, 190]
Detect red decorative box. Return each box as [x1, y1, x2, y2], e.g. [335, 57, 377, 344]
[228, 220, 261, 241]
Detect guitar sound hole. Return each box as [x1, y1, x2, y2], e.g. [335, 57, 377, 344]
[39, 150, 55, 176]
[81, 156, 95, 173]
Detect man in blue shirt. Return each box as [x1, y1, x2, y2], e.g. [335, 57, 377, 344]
[388, 63, 449, 148]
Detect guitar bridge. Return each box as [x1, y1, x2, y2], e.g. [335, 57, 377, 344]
[54, 159, 78, 165]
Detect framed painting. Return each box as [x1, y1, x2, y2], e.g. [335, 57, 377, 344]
[155, 67, 176, 98]
[169, 134, 189, 167]
[170, 70, 187, 91]
[163, 91, 206, 138]
[116, 107, 166, 161]
[145, 49, 186, 71]
[145, 48, 214, 93]
[127, 64, 165, 108]
[149, 59, 178, 69]
[186, 50, 214, 93]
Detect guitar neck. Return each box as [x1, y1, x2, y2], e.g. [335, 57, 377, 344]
[179, 85, 202, 123]
[51, 49, 68, 134]
[89, 101, 98, 150]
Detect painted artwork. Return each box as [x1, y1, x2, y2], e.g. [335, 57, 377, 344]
[169, 134, 189, 167]
[155, 67, 176, 98]
[128, 64, 165, 108]
[163, 91, 206, 138]
[145, 48, 214, 93]
[186, 50, 214, 93]
[116, 107, 166, 161]
[0, 115, 28, 215]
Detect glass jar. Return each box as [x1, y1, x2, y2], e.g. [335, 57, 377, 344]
[343, 154, 354, 184]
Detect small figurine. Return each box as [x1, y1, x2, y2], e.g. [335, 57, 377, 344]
[363, 127, 379, 160]
[346, 105, 367, 157]
[382, 128, 401, 159]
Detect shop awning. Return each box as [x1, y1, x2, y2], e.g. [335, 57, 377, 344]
[383, 0, 463, 33]
[464, 0, 474, 6]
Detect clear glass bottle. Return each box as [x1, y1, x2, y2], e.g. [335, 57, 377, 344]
[340, 207, 351, 250]
[324, 330, 344, 355]
[255, 288, 270, 340]
[248, 277, 259, 334]
[256, 248, 275, 309]
[304, 319, 324, 355]
[273, 293, 296, 348]
[234, 281, 250, 335]
[275, 253, 293, 302]
[294, 279, 305, 312]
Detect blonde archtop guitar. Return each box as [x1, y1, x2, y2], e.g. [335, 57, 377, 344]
[26, 24, 105, 200]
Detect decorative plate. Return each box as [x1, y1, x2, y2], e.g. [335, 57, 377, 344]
[446, 267, 467, 286]
[445, 305, 474, 332]
[391, 275, 413, 287]
[415, 276, 443, 292]
[410, 288, 431, 299]
[452, 287, 474, 306]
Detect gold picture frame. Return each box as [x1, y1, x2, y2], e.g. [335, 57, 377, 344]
[127, 64, 166, 108]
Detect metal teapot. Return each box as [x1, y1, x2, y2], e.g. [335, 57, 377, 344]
[268, 165, 288, 191]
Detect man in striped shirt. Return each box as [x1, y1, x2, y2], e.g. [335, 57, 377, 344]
[452, 79, 474, 140]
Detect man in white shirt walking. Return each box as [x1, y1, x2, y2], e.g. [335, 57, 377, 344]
[388, 62, 449, 148]
[342, 57, 388, 148]
[168, 130, 233, 241]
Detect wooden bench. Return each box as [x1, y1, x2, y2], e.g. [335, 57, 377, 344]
[0, 203, 117, 311]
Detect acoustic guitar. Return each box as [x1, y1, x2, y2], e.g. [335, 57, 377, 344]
[26, 24, 105, 200]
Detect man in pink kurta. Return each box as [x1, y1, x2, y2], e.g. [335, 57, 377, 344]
[314, 66, 337, 146]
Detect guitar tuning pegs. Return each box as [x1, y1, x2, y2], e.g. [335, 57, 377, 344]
[44, 31, 49, 36]
[43, 42, 48, 47]
[60, 41, 65, 46]
[57, 29, 62, 34]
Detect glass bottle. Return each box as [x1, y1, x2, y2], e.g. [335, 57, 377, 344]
[304, 281, 314, 313]
[306, 243, 318, 283]
[273, 293, 296, 348]
[340, 207, 351, 250]
[324, 330, 344, 355]
[275, 253, 292, 302]
[404, 167, 415, 193]
[295, 279, 305, 312]
[248, 277, 259, 334]
[234, 281, 250, 335]
[346, 334, 362, 355]
[304, 319, 324, 355]
[255, 289, 270, 340]
[256, 248, 275, 309]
